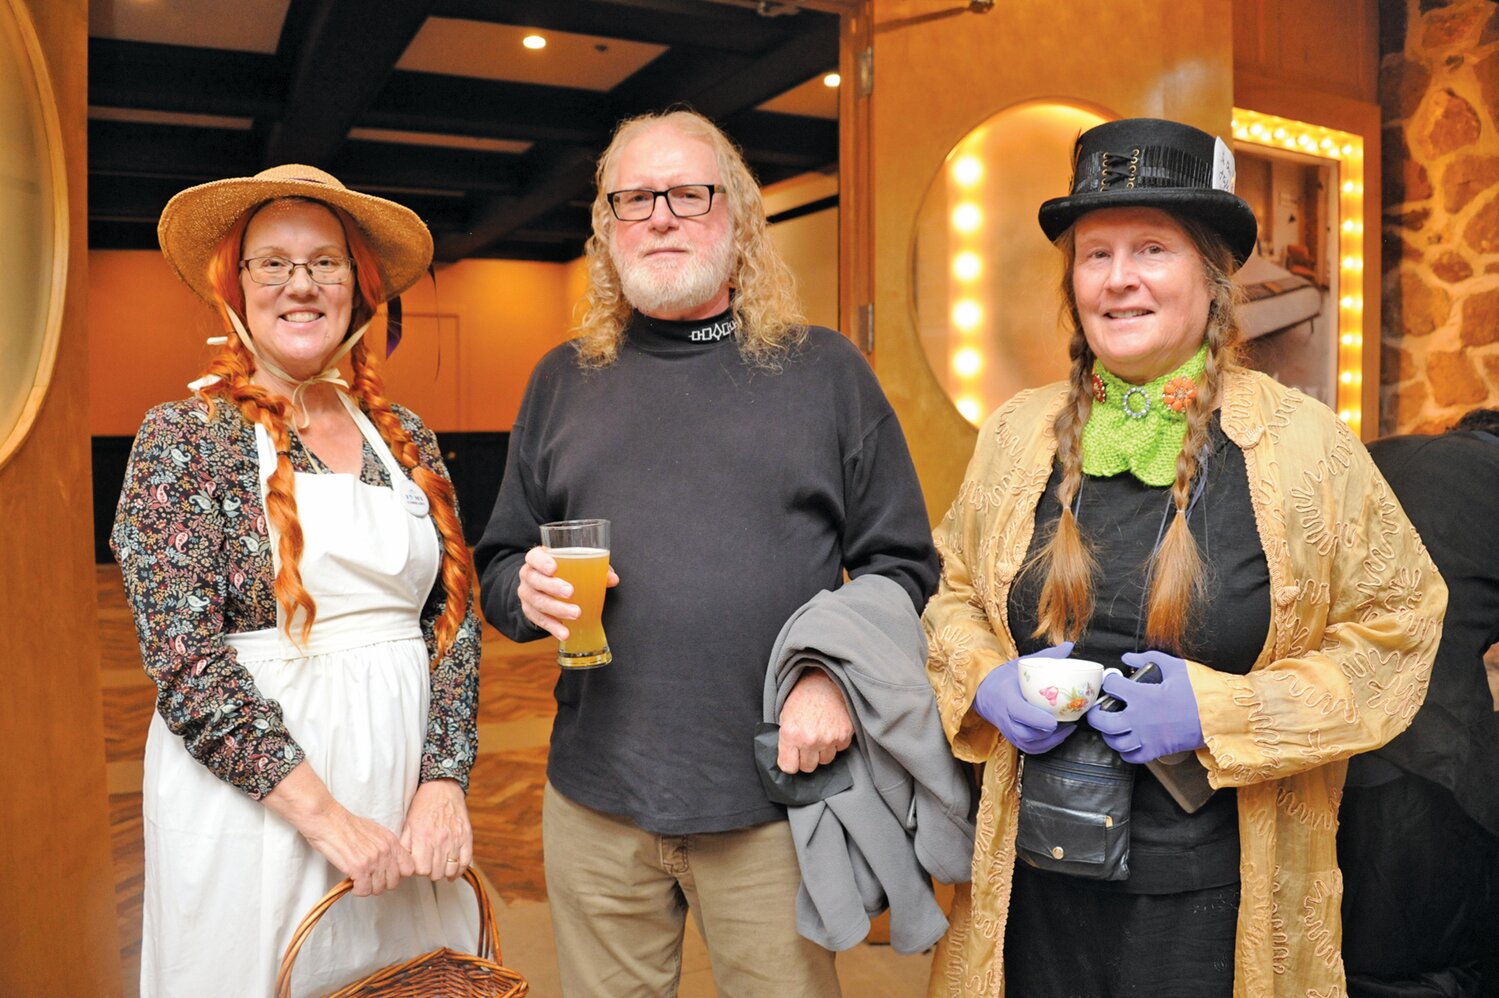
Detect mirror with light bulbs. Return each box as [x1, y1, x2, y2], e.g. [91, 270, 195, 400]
[910, 101, 1108, 427]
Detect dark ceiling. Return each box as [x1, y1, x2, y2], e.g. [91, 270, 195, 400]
[88, 0, 842, 263]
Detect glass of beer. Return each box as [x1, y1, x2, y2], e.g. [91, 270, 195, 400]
[539, 518, 612, 668]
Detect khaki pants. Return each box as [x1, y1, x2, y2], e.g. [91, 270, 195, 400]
[542, 782, 841, 998]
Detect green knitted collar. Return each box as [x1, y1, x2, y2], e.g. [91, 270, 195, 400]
[1080, 345, 1207, 487]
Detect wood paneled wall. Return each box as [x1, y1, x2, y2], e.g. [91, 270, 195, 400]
[851, 0, 1235, 521]
[0, 0, 123, 994]
[1233, 0, 1379, 104]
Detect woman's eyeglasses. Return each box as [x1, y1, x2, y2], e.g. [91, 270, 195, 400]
[240, 255, 354, 286]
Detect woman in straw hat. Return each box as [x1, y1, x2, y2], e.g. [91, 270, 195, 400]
[922, 119, 1444, 995]
[111, 166, 480, 996]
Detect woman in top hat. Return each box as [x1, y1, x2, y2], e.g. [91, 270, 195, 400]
[922, 118, 1445, 995]
[111, 166, 480, 997]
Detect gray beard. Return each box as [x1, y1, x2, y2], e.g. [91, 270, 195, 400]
[612, 236, 735, 316]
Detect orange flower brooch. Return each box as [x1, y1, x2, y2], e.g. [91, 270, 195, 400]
[1162, 376, 1197, 413]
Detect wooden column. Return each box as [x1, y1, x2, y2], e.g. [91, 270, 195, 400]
[838, 1, 875, 351]
[0, 0, 123, 993]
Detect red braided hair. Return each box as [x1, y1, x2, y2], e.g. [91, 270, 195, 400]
[348, 338, 476, 663]
[194, 197, 472, 663]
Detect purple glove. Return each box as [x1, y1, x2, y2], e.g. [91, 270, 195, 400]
[1086, 649, 1205, 764]
[973, 642, 1077, 754]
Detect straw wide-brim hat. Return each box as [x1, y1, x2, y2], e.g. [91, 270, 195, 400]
[157, 164, 434, 305]
[1038, 118, 1258, 269]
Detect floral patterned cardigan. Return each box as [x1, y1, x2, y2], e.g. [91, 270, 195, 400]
[110, 396, 479, 800]
[923, 368, 1445, 997]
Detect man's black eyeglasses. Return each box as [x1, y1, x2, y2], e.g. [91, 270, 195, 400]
[606, 184, 723, 221]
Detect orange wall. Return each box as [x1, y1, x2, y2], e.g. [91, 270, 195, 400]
[391, 258, 573, 431]
[88, 251, 576, 436]
[564, 254, 590, 324]
[89, 250, 224, 436]
[765, 171, 840, 331]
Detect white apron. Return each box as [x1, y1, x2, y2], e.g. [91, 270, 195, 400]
[140, 396, 477, 998]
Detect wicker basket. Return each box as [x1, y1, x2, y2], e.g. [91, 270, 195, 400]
[275, 868, 529, 998]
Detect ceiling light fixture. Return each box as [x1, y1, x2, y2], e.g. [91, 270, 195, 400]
[522, 34, 546, 50]
[823, 72, 841, 88]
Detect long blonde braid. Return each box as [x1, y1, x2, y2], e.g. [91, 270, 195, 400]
[1032, 321, 1100, 644]
[1032, 217, 1244, 650]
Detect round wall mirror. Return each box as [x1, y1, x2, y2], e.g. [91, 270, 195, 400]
[912, 102, 1109, 426]
[0, 0, 67, 469]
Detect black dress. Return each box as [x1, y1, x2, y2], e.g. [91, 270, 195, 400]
[1003, 416, 1271, 998]
[1339, 429, 1499, 998]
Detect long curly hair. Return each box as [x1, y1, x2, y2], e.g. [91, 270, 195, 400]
[1030, 212, 1244, 652]
[572, 108, 804, 369]
[196, 198, 474, 663]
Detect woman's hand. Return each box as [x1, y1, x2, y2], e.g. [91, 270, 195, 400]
[263, 762, 414, 897]
[776, 668, 854, 773]
[973, 642, 1078, 754]
[1087, 650, 1205, 763]
[303, 809, 417, 897]
[517, 545, 620, 640]
[401, 779, 473, 882]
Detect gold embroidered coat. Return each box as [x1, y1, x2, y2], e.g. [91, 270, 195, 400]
[923, 369, 1444, 998]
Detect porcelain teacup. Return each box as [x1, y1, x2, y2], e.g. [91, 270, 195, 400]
[1017, 656, 1122, 722]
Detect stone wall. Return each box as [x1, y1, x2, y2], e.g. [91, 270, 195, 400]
[1381, 0, 1499, 434]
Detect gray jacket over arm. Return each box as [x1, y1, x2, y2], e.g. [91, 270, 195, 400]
[763, 574, 976, 954]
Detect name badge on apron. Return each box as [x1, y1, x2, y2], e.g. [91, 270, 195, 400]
[398, 478, 430, 517]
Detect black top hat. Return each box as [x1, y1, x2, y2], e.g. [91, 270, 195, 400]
[1037, 118, 1258, 269]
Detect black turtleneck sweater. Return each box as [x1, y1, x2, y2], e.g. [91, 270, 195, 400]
[474, 310, 939, 834]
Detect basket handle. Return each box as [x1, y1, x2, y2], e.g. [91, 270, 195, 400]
[274, 867, 502, 998]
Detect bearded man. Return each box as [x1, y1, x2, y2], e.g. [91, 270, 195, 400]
[474, 109, 938, 996]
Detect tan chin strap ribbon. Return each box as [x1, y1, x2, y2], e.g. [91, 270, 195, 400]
[223, 309, 371, 429]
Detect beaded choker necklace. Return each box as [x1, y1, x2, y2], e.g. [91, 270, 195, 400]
[1080, 345, 1207, 487]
